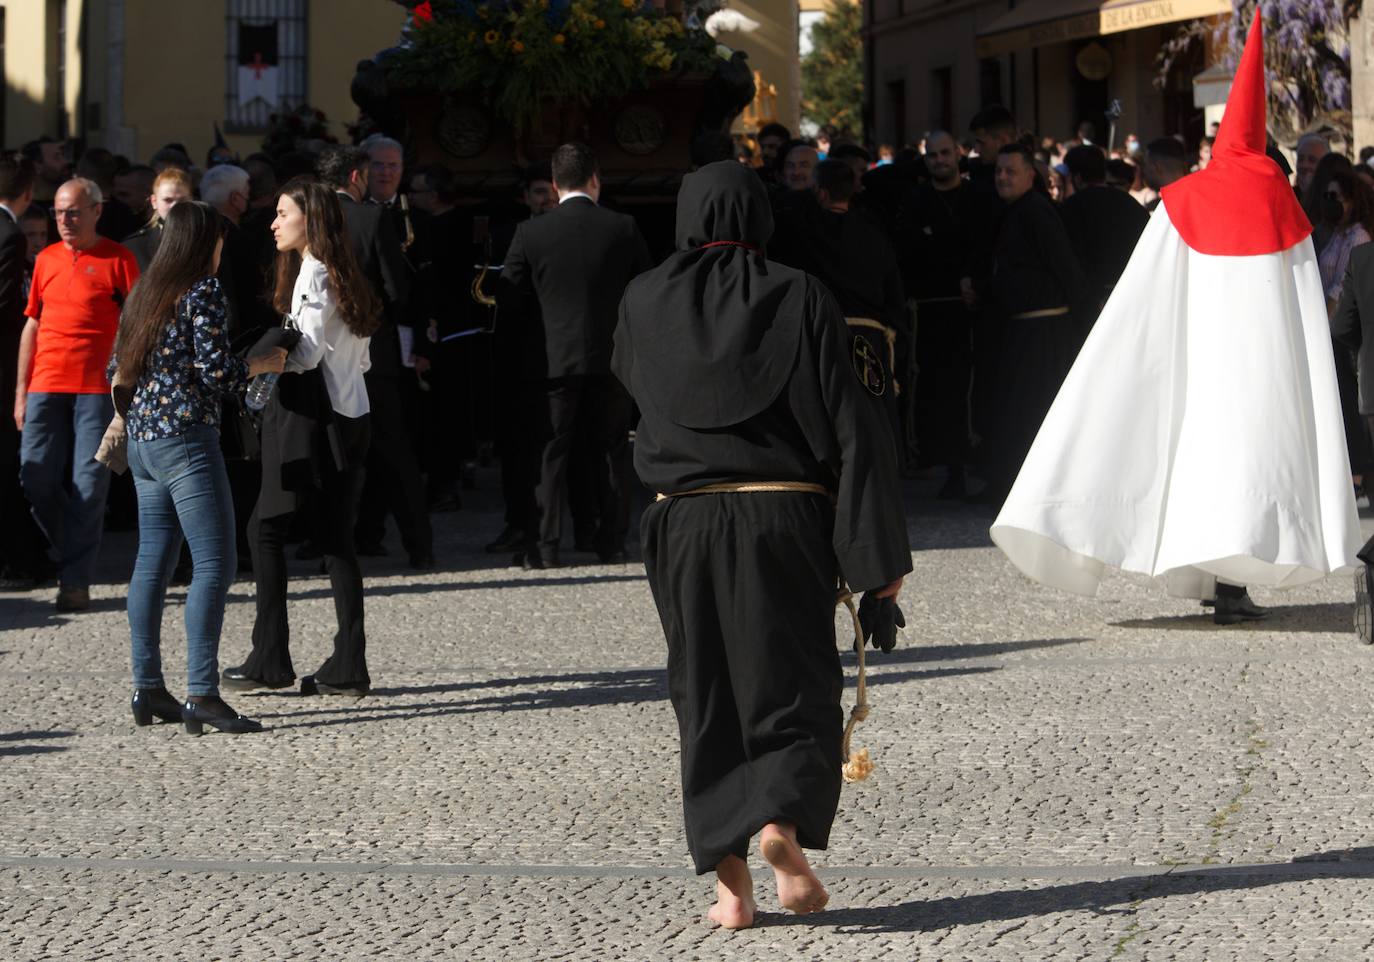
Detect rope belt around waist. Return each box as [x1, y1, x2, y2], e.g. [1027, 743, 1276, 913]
[655, 481, 832, 502]
[653, 479, 876, 783]
[1009, 306, 1070, 320]
[846, 317, 900, 397]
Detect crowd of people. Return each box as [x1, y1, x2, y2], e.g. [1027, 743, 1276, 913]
[7, 45, 1374, 926]
[1, 100, 1368, 727]
[740, 112, 1374, 518]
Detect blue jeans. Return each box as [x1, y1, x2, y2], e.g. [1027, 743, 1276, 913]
[18, 392, 115, 589]
[127, 426, 237, 695]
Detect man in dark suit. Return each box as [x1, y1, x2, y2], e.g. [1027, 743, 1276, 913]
[0, 154, 47, 589]
[315, 146, 433, 568]
[501, 142, 653, 567]
[362, 137, 447, 509]
[486, 164, 558, 555]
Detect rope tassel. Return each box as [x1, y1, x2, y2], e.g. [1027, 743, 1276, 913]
[838, 587, 873, 782]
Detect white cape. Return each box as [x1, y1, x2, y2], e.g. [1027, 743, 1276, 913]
[990, 201, 1362, 598]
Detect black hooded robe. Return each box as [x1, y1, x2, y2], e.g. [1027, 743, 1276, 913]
[985, 190, 1088, 495]
[613, 162, 912, 875]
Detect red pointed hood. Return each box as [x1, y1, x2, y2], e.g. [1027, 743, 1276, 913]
[1160, 13, 1311, 256]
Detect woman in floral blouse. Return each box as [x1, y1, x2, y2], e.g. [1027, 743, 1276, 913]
[111, 200, 286, 735]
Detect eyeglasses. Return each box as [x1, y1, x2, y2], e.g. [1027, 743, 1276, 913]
[53, 205, 95, 220]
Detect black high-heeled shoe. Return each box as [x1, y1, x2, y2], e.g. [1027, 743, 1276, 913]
[181, 698, 264, 735]
[131, 687, 183, 726]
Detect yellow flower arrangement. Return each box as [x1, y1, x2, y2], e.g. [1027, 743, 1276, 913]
[389, 0, 720, 131]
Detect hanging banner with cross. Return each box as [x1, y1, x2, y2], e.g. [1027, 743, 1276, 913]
[237, 21, 280, 110]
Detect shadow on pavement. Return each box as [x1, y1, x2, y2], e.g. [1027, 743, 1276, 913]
[868, 637, 1091, 665]
[255, 667, 667, 730]
[251, 664, 998, 731]
[0, 597, 61, 630]
[1112, 603, 1355, 634]
[0, 595, 125, 630]
[865, 665, 1001, 687]
[0, 729, 75, 757]
[260, 572, 648, 604]
[769, 848, 1374, 933]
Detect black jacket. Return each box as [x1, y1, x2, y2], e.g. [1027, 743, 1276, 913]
[770, 194, 906, 335]
[992, 190, 1088, 321]
[122, 223, 161, 273]
[501, 196, 652, 379]
[0, 210, 25, 404]
[337, 191, 412, 378]
[1058, 184, 1150, 310]
[97, 197, 142, 245]
[124, 220, 263, 338]
[1331, 241, 1374, 414]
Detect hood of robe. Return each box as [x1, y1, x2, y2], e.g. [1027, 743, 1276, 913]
[614, 161, 806, 429]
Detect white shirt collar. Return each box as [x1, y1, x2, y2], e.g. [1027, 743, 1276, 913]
[0, 203, 17, 224]
[559, 191, 594, 205]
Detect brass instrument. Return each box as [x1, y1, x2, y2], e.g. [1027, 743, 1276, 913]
[471, 215, 497, 311]
[471, 243, 497, 309]
[399, 193, 416, 251]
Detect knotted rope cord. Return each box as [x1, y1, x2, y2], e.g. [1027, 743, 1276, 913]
[655, 481, 875, 782]
[836, 584, 873, 782]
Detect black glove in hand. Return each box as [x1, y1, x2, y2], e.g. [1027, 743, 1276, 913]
[247, 326, 302, 359]
[857, 591, 906, 653]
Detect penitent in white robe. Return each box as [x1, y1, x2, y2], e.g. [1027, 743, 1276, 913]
[990, 199, 1362, 598]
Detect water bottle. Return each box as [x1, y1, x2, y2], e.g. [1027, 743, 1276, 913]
[244, 372, 279, 411]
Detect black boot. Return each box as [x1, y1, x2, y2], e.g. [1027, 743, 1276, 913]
[1214, 584, 1268, 625]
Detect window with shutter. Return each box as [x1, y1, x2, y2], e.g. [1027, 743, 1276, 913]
[225, 0, 307, 132]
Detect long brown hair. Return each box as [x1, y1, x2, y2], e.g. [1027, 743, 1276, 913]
[271, 178, 380, 338]
[114, 200, 223, 386]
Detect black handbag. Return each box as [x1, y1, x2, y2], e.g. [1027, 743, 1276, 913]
[223, 326, 268, 462]
[224, 322, 303, 463]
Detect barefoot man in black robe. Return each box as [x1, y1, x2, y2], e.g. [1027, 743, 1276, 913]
[613, 161, 911, 928]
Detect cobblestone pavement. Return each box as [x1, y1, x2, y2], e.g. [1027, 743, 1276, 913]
[4, 475, 1374, 960]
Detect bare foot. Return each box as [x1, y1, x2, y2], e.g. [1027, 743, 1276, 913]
[707, 854, 756, 929]
[760, 822, 829, 915]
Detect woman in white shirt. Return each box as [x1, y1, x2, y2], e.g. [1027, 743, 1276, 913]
[222, 179, 382, 698]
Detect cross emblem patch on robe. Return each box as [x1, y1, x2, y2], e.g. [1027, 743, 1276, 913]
[852, 334, 885, 398]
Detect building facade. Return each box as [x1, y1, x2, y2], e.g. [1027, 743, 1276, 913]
[2, 0, 404, 163]
[866, 0, 1229, 149]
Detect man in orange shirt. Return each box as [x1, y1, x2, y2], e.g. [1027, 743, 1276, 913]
[13, 177, 139, 611]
